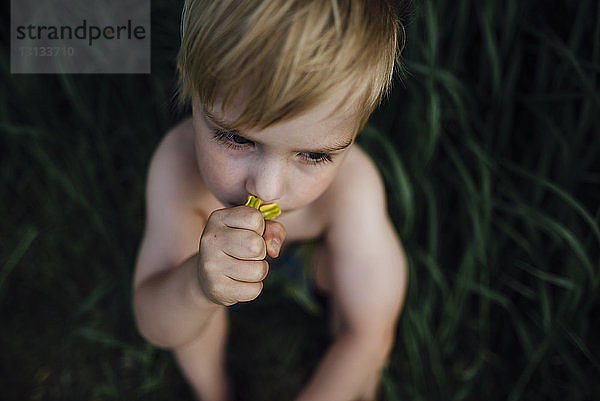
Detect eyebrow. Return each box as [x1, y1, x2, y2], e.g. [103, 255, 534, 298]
[203, 110, 240, 134]
[303, 136, 354, 153]
[203, 110, 354, 154]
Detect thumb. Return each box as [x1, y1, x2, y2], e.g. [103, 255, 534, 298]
[263, 220, 286, 258]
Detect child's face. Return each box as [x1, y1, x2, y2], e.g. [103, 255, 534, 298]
[192, 93, 359, 213]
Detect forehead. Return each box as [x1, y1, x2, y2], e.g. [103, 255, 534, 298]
[196, 88, 361, 144]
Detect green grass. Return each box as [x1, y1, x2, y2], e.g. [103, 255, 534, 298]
[1, 0, 599, 400]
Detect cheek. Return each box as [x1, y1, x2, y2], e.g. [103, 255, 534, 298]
[195, 140, 243, 192]
[287, 166, 340, 205]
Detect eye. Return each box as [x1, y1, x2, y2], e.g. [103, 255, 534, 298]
[213, 130, 254, 149]
[299, 152, 333, 165]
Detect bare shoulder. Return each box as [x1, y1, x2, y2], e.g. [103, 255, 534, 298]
[134, 117, 209, 287]
[323, 144, 390, 251]
[321, 144, 407, 334]
[320, 144, 387, 219]
[149, 118, 204, 205]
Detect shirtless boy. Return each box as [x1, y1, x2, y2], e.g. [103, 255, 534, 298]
[133, 1, 407, 400]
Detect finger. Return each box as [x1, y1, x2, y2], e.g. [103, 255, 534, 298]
[263, 220, 287, 258]
[219, 206, 265, 234]
[228, 280, 264, 303]
[224, 260, 269, 283]
[221, 229, 266, 260]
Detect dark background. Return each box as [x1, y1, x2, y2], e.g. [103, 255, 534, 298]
[1, 0, 599, 400]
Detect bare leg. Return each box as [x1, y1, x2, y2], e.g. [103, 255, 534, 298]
[173, 307, 232, 401]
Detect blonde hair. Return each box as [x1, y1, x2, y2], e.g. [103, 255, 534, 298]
[177, 0, 403, 131]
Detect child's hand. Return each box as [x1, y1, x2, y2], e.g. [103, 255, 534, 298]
[197, 206, 286, 306]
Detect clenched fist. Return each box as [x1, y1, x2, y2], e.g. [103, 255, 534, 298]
[197, 206, 286, 306]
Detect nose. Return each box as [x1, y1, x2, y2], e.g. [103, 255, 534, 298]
[245, 156, 286, 204]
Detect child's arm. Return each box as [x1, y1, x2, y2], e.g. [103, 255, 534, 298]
[296, 150, 407, 401]
[132, 129, 285, 348]
[133, 130, 217, 348]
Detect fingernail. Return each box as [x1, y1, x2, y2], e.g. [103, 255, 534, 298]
[268, 239, 281, 257]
